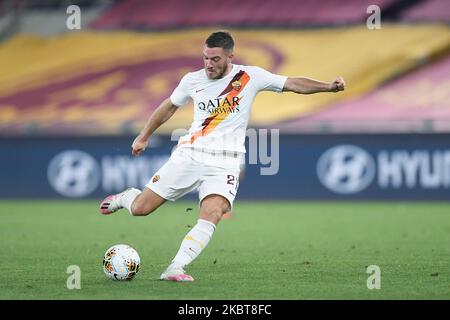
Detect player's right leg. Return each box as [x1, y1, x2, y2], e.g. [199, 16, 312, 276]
[99, 187, 166, 216]
[100, 147, 199, 216]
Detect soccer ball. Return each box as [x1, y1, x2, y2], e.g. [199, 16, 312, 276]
[102, 244, 141, 281]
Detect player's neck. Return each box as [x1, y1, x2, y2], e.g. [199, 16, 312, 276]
[220, 63, 234, 79]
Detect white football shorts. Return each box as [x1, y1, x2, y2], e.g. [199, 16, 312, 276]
[145, 147, 242, 207]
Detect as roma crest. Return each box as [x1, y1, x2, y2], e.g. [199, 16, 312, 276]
[231, 81, 241, 91]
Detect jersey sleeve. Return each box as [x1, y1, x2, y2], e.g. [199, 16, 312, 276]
[251, 66, 288, 93]
[170, 74, 192, 107]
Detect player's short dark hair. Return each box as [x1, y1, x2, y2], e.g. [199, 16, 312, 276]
[205, 31, 234, 52]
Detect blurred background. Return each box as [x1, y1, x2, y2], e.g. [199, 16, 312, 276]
[1, 0, 450, 200]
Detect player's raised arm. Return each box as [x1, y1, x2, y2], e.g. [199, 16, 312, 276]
[283, 76, 345, 94]
[131, 98, 179, 156]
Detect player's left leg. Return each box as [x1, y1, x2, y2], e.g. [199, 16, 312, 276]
[160, 194, 230, 282]
[223, 163, 245, 219]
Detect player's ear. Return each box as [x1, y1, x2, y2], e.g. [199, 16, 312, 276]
[227, 52, 234, 62]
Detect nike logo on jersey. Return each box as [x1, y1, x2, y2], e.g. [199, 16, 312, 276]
[195, 88, 206, 93]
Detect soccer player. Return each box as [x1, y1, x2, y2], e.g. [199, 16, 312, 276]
[99, 31, 345, 282]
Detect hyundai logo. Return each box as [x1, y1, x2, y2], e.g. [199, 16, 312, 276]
[47, 150, 100, 197]
[317, 145, 375, 194]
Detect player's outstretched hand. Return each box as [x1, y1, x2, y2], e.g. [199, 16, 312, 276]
[329, 76, 345, 92]
[132, 135, 148, 156]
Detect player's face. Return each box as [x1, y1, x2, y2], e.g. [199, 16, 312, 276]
[203, 45, 233, 80]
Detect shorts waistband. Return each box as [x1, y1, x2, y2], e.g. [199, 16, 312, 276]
[183, 147, 242, 159]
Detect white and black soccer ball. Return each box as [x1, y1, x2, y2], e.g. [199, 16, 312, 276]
[102, 244, 141, 281]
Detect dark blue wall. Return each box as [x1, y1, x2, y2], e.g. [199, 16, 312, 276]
[1, 134, 449, 200]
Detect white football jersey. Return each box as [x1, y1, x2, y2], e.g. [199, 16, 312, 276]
[170, 64, 287, 154]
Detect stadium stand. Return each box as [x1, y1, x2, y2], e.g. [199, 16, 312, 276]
[0, 0, 105, 9]
[0, 0, 112, 36]
[277, 55, 450, 133]
[1, 24, 449, 135]
[401, 0, 450, 22]
[90, 0, 398, 29]
[0, 0, 450, 135]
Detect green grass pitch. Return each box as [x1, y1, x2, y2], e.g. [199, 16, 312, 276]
[0, 200, 448, 299]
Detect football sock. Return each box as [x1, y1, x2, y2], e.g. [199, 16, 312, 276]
[169, 219, 216, 270]
[118, 188, 142, 215]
